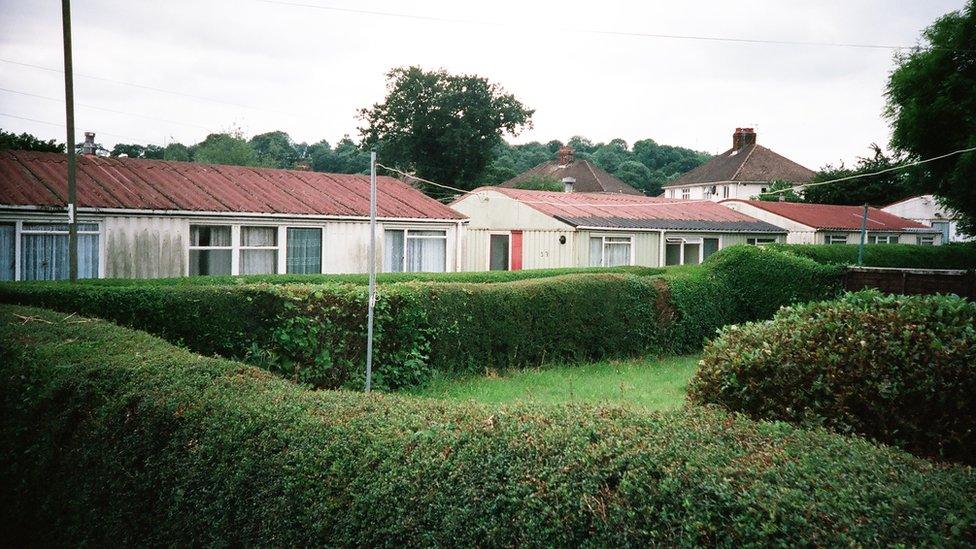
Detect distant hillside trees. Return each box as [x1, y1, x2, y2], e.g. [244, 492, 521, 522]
[0, 129, 64, 153]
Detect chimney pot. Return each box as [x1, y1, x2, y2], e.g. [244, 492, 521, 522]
[562, 176, 576, 193]
[556, 146, 574, 166]
[82, 132, 97, 155]
[732, 127, 756, 150]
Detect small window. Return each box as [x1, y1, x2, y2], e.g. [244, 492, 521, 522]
[20, 222, 100, 280]
[722, 185, 729, 199]
[746, 237, 776, 246]
[189, 225, 232, 276]
[240, 226, 278, 275]
[867, 234, 898, 244]
[917, 234, 936, 246]
[0, 223, 13, 281]
[931, 221, 950, 243]
[589, 235, 633, 267]
[702, 237, 719, 260]
[489, 234, 510, 271]
[826, 234, 848, 245]
[286, 228, 322, 274]
[681, 188, 691, 200]
[665, 237, 703, 266]
[384, 229, 447, 272]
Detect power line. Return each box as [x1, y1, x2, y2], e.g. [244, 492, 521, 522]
[0, 112, 163, 146]
[759, 145, 976, 197]
[0, 58, 304, 118]
[257, 0, 967, 52]
[0, 87, 212, 131]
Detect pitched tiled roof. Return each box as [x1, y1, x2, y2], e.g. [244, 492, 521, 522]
[498, 159, 643, 195]
[721, 199, 934, 231]
[0, 150, 462, 220]
[469, 187, 786, 232]
[668, 144, 815, 186]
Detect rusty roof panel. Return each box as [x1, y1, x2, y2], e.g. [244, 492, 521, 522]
[721, 199, 933, 231]
[0, 150, 463, 220]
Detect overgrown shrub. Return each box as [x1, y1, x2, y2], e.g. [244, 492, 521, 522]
[2, 305, 973, 546]
[0, 247, 845, 390]
[770, 242, 976, 269]
[688, 290, 976, 464]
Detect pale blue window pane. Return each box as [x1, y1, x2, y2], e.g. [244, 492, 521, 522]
[588, 237, 602, 266]
[21, 231, 98, 280]
[286, 228, 322, 274]
[0, 224, 13, 280]
[384, 230, 404, 272]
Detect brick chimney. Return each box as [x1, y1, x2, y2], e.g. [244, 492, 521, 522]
[82, 132, 97, 155]
[732, 127, 756, 150]
[556, 146, 574, 166]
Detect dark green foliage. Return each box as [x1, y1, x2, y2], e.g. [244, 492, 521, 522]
[662, 246, 844, 352]
[886, 0, 976, 233]
[756, 179, 802, 202]
[0, 128, 64, 152]
[689, 291, 976, 464]
[508, 175, 563, 191]
[2, 305, 973, 546]
[770, 242, 976, 269]
[803, 144, 917, 206]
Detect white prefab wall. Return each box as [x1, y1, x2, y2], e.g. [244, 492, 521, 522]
[462, 229, 576, 271]
[451, 190, 573, 231]
[575, 230, 661, 267]
[105, 216, 187, 278]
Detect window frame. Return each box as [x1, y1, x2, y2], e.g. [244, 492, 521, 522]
[188, 224, 235, 276]
[746, 237, 777, 246]
[917, 234, 936, 246]
[486, 231, 512, 271]
[285, 226, 325, 275]
[825, 233, 848, 245]
[11, 219, 104, 281]
[664, 235, 714, 266]
[681, 188, 691, 200]
[589, 234, 635, 267]
[188, 224, 324, 277]
[238, 225, 280, 275]
[384, 227, 449, 273]
[867, 234, 899, 244]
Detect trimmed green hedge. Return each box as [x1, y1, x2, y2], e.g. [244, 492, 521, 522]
[689, 290, 976, 464]
[769, 242, 976, 269]
[0, 247, 844, 390]
[30, 265, 663, 287]
[2, 305, 974, 546]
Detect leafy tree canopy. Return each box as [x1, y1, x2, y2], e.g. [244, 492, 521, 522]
[804, 144, 917, 206]
[509, 175, 562, 192]
[359, 66, 534, 195]
[0, 129, 64, 152]
[756, 180, 803, 202]
[886, 0, 976, 231]
[249, 130, 298, 169]
[163, 143, 191, 162]
[192, 132, 261, 167]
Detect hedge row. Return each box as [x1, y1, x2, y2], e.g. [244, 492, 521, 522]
[689, 290, 976, 464]
[770, 242, 976, 269]
[42, 265, 663, 286]
[2, 305, 973, 546]
[0, 246, 844, 390]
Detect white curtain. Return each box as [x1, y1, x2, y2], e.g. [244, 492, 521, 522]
[190, 225, 231, 246]
[240, 249, 277, 275]
[21, 230, 99, 280]
[384, 230, 405, 272]
[589, 237, 603, 266]
[605, 242, 631, 266]
[0, 224, 13, 280]
[241, 226, 276, 247]
[406, 236, 446, 272]
[286, 228, 321, 274]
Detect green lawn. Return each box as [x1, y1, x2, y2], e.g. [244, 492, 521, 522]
[408, 355, 699, 411]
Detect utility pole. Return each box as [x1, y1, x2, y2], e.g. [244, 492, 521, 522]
[365, 151, 377, 393]
[62, 0, 78, 282]
[857, 203, 868, 267]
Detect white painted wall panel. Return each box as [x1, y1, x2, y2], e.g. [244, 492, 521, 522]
[104, 216, 186, 278]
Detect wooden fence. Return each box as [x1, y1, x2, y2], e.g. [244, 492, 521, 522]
[844, 266, 976, 298]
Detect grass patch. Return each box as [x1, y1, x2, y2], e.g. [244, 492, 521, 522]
[407, 355, 699, 410]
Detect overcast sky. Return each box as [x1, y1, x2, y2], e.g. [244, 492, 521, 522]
[0, 0, 966, 170]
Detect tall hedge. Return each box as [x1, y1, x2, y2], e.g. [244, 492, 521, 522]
[769, 242, 976, 269]
[0, 247, 844, 390]
[2, 305, 974, 546]
[689, 291, 976, 464]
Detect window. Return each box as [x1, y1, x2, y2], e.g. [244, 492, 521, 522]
[746, 237, 776, 246]
[189, 225, 232, 276]
[384, 229, 447, 272]
[21, 222, 100, 280]
[665, 236, 708, 266]
[239, 226, 278, 275]
[867, 234, 898, 244]
[931, 221, 950, 243]
[589, 235, 632, 267]
[917, 234, 936, 246]
[489, 233, 510, 271]
[825, 234, 848, 245]
[681, 188, 691, 200]
[668, 189, 676, 199]
[0, 223, 13, 281]
[722, 185, 730, 199]
[286, 228, 322, 274]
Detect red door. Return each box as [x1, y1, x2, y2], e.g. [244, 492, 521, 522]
[511, 231, 523, 271]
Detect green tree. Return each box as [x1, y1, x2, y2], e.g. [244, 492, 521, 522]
[886, 0, 976, 231]
[110, 143, 145, 158]
[193, 133, 260, 166]
[163, 142, 191, 162]
[249, 130, 298, 168]
[592, 139, 631, 173]
[803, 144, 916, 206]
[614, 160, 655, 194]
[0, 129, 64, 152]
[757, 180, 803, 202]
[359, 66, 533, 195]
[143, 145, 164, 159]
[509, 175, 562, 191]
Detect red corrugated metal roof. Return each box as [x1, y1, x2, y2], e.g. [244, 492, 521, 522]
[721, 199, 931, 231]
[0, 150, 463, 220]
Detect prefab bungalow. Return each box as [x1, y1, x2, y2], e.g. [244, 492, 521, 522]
[0, 150, 464, 281]
[881, 195, 971, 243]
[451, 187, 787, 270]
[720, 199, 942, 245]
